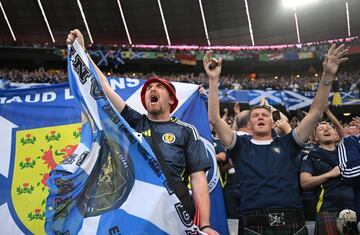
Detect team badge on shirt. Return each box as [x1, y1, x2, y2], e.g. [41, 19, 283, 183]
[162, 133, 176, 144]
[272, 146, 281, 155]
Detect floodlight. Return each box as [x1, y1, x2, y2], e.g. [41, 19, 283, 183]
[283, 0, 319, 9]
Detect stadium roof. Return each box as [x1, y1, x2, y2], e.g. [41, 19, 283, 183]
[0, 0, 359, 46]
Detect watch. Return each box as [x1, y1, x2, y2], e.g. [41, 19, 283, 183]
[322, 79, 333, 86]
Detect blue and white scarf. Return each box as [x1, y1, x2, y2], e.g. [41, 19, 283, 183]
[45, 40, 202, 235]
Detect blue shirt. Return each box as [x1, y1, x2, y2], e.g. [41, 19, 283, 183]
[121, 105, 211, 186]
[339, 135, 360, 170]
[301, 147, 355, 212]
[227, 130, 304, 213]
[214, 137, 226, 156]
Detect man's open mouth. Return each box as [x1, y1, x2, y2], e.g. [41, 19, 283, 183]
[150, 95, 159, 103]
[257, 122, 265, 127]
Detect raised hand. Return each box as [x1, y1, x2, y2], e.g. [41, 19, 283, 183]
[198, 85, 207, 96]
[66, 29, 85, 50]
[323, 44, 348, 76]
[203, 51, 222, 80]
[275, 119, 292, 135]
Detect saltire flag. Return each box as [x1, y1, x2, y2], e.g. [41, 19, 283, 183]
[0, 49, 228, 235]
[43, 40, 229, 235]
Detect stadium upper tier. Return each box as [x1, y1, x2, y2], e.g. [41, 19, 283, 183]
[0, 68, 359, 93]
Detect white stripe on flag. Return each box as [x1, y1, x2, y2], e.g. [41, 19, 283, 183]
[78, 215, 101, 235]
[71, 41, 103, 130]
[0, 204, 23, 235]
[125, 82, 198, 115]
[80, 141, 101, 175]
[120, 179, 191, 234]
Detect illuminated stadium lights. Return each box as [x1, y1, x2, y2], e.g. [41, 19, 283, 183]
[116, 0, 133, 45]
[346, 1, 351, 37]
[198, 0, 211, 46]
[37, 0, 55, 43]
[77, 0, 94, 44]
[296, 75, 300, 78]
[294, 10, 301, 43]
[157, 0, 171, 45]
[0, 1, 16, 41]
[244, 0, 255, 46]
[282, 0, 319, 8]
[343, 113, 351, 116]
[315, 73, 318, 77]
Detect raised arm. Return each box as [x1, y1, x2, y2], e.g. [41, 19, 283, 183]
[66, 29, 126, 113]
[325, 107, 345, 138]
[296, 44, 348, 143]
[204, 51, 234, 147]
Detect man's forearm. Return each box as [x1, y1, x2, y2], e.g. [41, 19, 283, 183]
[191, 172, 211, 227]
[326, 108, 345, 138]
[300, 172, 330, 191]
[309, 72, 334, 115]
[208, 77, 221, 126]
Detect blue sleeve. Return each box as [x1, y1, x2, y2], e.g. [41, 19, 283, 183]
[214, 139, 226, 154]
[300, 156, 314, 175]
[185, 127, 211, 174]
[279, 130, 304, 158]
[120, 105, 143, 128]
[346, 135, 360, 147]
[227, 134, 247, 163]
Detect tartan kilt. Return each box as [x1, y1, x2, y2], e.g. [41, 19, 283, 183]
[241, 208, 308, 235]
[242, 224, 308, 235]
[315, 211, 340, 235]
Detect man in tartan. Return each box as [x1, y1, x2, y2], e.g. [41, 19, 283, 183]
[300, 122, 355, 235]
[205, 44, 348, 235]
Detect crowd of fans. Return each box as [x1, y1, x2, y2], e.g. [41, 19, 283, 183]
[0, 37, 360, 63]
[0, 67, 67, 85]
[1, 37, 359, 59]
[214, 100, 360, 234]
[1, 67, 359, 93]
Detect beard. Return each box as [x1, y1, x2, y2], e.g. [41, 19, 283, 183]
[319, 137, 335, 145]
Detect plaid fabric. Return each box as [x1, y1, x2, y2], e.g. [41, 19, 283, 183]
[241, 208, 308, 235]
[315, 211, 340, 235]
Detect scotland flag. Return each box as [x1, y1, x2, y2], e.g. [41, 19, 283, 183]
[45, 41, 204, 235]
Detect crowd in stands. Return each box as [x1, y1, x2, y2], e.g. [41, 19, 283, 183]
[0, 68, 67, 85]
[1, 67, 359, 93]
[1, 37, 359, 60]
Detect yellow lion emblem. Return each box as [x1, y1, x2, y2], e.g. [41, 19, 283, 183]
[162, 133, 176, 144]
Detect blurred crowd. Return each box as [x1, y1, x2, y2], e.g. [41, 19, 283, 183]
[1, 67, 359, 93]
[1, 37, 359, 59]
[0, 68, 67, 85]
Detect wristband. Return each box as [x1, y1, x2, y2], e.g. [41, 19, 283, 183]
[199, 225, 212, 231]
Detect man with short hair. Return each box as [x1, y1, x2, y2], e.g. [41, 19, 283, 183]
[235, 110, 251, 136]
[300, 122, 355, 235]
[204, 44, 348, 234]
[67, 29, 219, 235]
